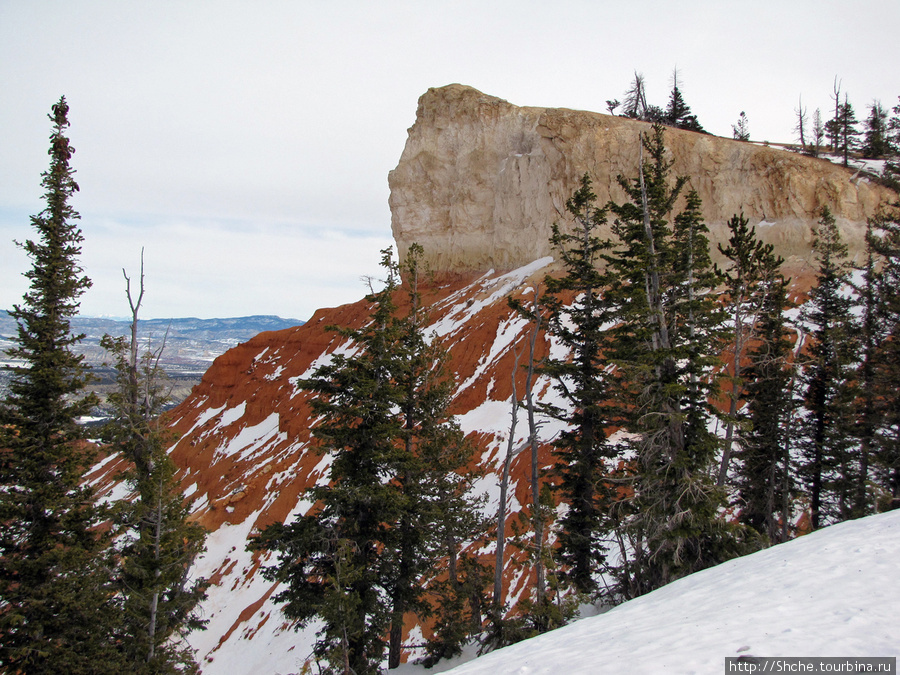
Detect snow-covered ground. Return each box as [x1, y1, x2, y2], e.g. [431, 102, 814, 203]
[432, 510, 899, 675]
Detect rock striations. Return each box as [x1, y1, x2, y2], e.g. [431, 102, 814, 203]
[390, 83, 894, 275]
[89, 266, 564, 674]
[87, 85, 897, 674]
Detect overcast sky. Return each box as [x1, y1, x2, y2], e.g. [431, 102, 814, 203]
[2, 1, 898, 320]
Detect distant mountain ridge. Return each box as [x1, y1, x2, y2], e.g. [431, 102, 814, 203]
[0, 313, 305, 400]
[0, 312, 305, 343]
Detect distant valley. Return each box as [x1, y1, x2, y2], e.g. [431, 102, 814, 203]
[0, 312, 304, 409]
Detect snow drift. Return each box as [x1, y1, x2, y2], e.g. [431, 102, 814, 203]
[444, 510, 900, 675]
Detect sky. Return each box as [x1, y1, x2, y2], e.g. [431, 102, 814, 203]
[2, 1, 899, 320]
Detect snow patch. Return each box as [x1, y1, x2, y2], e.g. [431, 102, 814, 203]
[214, 412, 285, 461]
[263, 364, 285, 381]
[430, 258, 553, 339]
[445, 510, 900, 674]
[219, 402, 247, 428]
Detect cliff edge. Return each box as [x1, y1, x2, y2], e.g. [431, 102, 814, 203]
[389, 84, 895, 274]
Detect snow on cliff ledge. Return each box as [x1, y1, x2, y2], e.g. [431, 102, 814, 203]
[443, 510, 900, 675]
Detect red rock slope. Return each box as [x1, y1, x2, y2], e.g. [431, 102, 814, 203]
[90, 259, 565, 673]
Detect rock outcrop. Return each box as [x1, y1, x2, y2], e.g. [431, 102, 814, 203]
[389, 84, 895, 275]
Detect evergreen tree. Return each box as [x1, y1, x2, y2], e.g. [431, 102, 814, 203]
[101, 258, 208, 673]
[664, 70, 705, 133]
[889, 96, 900, 154]
[848, 223, 888, 518]
[861, 100, 889, 159]
[536, 175, 624, 596]
[811, 108, 825, 158]
[867, 213, 900, 510]
[384, 245, 483, 669]
[799, 207, 860, 529]
[605, 125, 752, 598]
[733, 112, 750, 142]
[418, 481, 489, 667]
[735, 274, 795, 542]
[253, 247, 481, 673]
[254, 251, 403, 673]
[0, 97, 127, 673]
[882, 98, 900, 186]
[716, 213, 786, 487]
[835, 97, 861, 167]
[419, 552, 489, 668]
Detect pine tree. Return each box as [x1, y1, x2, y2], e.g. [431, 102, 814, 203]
[811, 108, 825, 158]
[799, 207, 860, 529]
[536, 175, 624, 596]
[605, 125, 752, 598]
[254, 251, 403, 673]
[0, 97, 127, 673]
[848, 223, 888, 518]
[736, 274, 795, 542]
[253, 247, 481, 673]
[419, 551, 489, 668]
[836, 97, 861, 167]
[101, 257, 208, 673]
[889, 96, 900, 154]
[418, 475, 488, 667]
[262, 290, 397, 669]
[867, 213, 900, 510]
[733, 112, 750, 142]
[664, 70, 705, 133]
[384, 244, 482, 669]
[716, 213, 786, 487]
[861, 100, 889, 159]
[883, 97, 900, 186]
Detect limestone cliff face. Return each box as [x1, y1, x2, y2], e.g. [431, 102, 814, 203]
[389, 84, 895, 274]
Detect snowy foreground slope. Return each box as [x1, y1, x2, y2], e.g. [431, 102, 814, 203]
[435, 511, 899, 675]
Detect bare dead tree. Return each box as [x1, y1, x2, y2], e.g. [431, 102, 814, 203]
[795, 96, 808, 150]
[521, 285, 547, 603]
[623, 71, 648, 120]
[830, 77, 842, 152]
[492, 345, 523, 624]
[811, 108, 825, 157]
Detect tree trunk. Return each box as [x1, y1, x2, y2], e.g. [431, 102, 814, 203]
[493, 355, 520, 623]
[523, 288, 546, 603]
[388, 617, 403, 669]
[147, 483, 163, 663]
